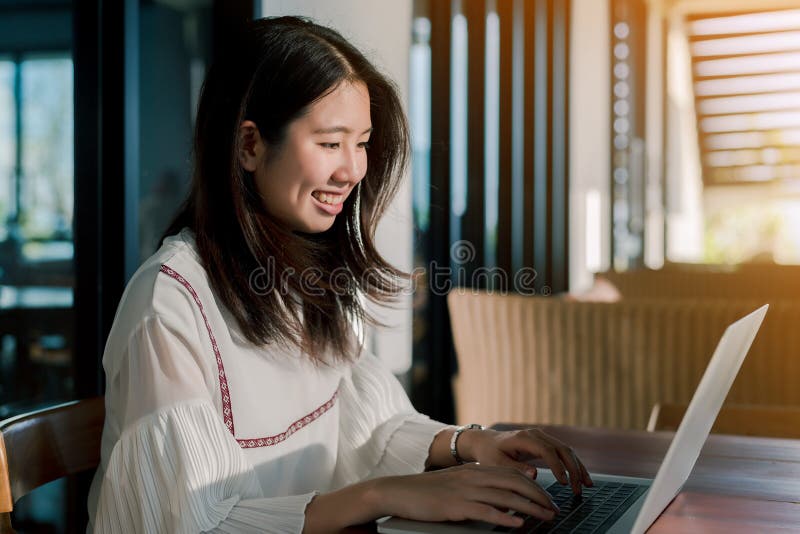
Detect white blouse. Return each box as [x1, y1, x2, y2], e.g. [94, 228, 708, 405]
[87, 228, 450, 533]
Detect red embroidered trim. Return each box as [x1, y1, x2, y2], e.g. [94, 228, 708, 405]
[237, 390, 338, 448]
[159, 264, 338, 448]
[159, 264, 235, 435]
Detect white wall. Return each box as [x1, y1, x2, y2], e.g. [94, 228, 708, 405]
[569, 0, 611, 291]
[261, 1, 414, 374]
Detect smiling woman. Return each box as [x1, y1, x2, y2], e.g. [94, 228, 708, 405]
[86, 16, 590, 534]
[159, 17, 412, 363]
[239, 81, 372, 233]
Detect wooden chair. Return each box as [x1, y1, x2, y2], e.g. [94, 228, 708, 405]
[647, 402, 800, 439]
[447, 289, 800, 429]
[0, 397, 104, 533]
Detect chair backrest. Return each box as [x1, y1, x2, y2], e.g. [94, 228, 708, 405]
[0, 397, 104, 532]
[599, 265, 800, 302]
[447, 290, 800, 428]
[647, 402, 800, 439]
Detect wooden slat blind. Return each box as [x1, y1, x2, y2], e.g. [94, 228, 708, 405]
[687, 8, 800, 184]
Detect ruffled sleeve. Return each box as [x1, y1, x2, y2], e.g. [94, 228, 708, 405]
[92, 314, 317, 534]
[332, 349, 451, 488]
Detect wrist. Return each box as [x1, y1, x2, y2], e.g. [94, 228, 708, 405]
[454, 427, 484, 463]
[303, 478, 389, 533]
[363, 476, 392, 518]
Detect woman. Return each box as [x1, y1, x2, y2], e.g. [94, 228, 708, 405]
[88, 16, 591, 533]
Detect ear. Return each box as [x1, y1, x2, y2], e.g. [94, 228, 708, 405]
[238, 120, 266, 172]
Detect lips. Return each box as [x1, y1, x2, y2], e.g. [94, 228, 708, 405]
[311, 191, 344, 215]
[311, 190, 345, 205]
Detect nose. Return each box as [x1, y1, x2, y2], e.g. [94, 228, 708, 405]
[332, 146, 365, 185]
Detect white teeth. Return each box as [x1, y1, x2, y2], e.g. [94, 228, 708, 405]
[314, 191, 343, 205]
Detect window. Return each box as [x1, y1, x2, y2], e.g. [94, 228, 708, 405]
[690, 9, 800, 185]
[0, 54, 74, 278]
[20, 56, 74, 241]
[0, 59, 14, 239]
[0, 46, 76, 534]
[666, 7, 800, 265]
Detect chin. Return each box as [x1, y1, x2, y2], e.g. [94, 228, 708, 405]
[294, 219, 336, 234]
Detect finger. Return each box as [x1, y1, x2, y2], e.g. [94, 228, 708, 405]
[577, 457, 594, 487]
[532, 431, 585, 493]
[505, 430, 570, 486]
[539, 432, 593, 488]
[463, 503, 526, 529]
[555, 447, 584, 495]
[555, 448, 581, 494]
[468, 488, 559, 522]
[529, 465, 538, 480]
[478, 466, 559, 512]
[531, 440, 570, 486]
[493, 455, 538, 480]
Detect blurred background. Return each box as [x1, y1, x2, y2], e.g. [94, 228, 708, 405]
[1, 0, 799, 530]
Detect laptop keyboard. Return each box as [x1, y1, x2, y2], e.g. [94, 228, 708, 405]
[493, 481, 648, 533]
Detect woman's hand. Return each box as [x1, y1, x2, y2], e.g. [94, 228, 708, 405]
[458, 428, 594, 495]
[375, 463, 560, 528]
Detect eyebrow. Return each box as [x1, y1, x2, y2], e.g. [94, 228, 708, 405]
[312, 126, 373, 135]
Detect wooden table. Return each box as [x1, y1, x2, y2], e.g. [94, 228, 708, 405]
[347, 424, 800, 533]
[498, 424, 800, 532]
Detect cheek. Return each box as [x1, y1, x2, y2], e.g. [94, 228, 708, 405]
[293, 147, 329, 185]
[256, 160, 297, 210]
[255, 170, 283, 201]
[267, 153, 314, 196]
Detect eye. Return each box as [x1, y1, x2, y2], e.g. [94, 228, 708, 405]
[320, 142, 340, 149]
[358, 141, 371, 150]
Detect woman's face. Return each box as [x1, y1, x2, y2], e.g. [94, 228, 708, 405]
[241, 81, 372, 234]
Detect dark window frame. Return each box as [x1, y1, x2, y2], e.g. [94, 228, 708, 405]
[412, 0, 571, 422]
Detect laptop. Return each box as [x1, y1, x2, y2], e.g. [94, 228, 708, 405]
[378, 304, 769, 534]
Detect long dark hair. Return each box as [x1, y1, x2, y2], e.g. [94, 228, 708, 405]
[163, 16, 410, 364]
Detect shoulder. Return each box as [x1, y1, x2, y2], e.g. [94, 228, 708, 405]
[105, 229, 214, 356]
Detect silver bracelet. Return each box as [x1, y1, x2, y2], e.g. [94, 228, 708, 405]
[449, 423, 485, 464]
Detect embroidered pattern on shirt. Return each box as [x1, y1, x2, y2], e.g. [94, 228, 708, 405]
[160, 264, 236, 435]
[159, 263, 338, 448]
[237, 389, 338, 448]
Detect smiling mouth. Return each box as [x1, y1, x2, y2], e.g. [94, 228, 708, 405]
[311, 191, 345, 205]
